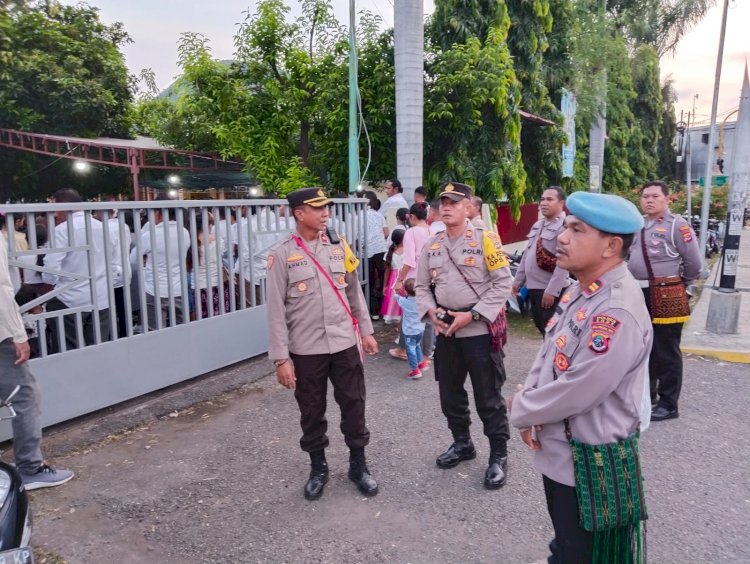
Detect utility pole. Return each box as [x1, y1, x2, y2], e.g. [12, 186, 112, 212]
[686, 93, 698, 215]
[706, 63, 749, 334]
[347, 0, 358, 194]
[698, 0, 730, 259]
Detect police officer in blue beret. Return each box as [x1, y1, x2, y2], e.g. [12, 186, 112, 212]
[510, 192, 653, 564]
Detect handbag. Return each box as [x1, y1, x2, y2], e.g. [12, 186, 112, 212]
[641, 229, 690, 324]
[564, 419, 648, 563]
[443, 248, 507, 352]
[535, 236, 557, 273]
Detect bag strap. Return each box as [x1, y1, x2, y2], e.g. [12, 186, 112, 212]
[640, 228, 655, 281]
[291, 234, 364, 363]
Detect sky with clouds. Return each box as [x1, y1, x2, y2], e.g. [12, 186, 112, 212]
[62, 0, 747, 124]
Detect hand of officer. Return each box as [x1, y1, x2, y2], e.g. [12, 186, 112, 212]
[428, 308, 449, 334]
[520, 428, 541, 450]
[362, 334, 379, 355]
[14, 341, 30, 365]
[445, 310, 472, 337]
[276, 361, 296, 390]
[511, 284, 520, 297]
[541, 292, 556, 309]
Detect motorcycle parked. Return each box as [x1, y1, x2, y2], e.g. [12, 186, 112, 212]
[0, 386, 34, 564]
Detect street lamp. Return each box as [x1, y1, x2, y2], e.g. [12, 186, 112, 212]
[73, 160, 90, 173]
[167, 174, 180, 185]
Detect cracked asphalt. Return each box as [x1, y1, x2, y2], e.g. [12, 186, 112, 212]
[19, 317, 750, 563]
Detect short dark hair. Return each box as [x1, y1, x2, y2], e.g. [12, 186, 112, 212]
[414, 186, 427, 196]
[641, 180, 669, 196]
[600, 230, 635, 259]
[396, 207, 409, 222]
[545, 186, 566, 201]
[409, 202, 428, 220]
[430, 197, 441, 211]
[390, 178, 403, 192]
[51, 188, 82, 203]
[363, 190, 380, 210]
[404, 278, 416, 296]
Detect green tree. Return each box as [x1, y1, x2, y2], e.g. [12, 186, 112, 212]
[425, 1, 526, 214]
[628, 44, 661, 184]
[0, 0, 135, 201]
[656, 77, 678, 180]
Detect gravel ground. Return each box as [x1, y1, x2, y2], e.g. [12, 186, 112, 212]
[22, 316, 750, 563]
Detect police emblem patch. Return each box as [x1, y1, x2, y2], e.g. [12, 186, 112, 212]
[589, 333, 609, 354]
[561, 293, 571, 304]
[554, 351, 570, 371]
[267, 255, 275, 270]
[464, 257, 477, 266]
[338, 275, 345, 285]
[297, 282, 307, 292]
[575, 308, 587, 322]
[468, 241, 478, 247]
[430, 243, 441, 250]
[331, 247, 344, 256]
[288, 254, 304, 262]
[555, 335, 567, 349]
[465, 229, 474, 239]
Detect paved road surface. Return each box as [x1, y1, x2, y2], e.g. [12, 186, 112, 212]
[24, 320, 750, 563]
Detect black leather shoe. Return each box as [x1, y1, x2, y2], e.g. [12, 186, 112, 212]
[651, 406, 679, 421]
[348, 449, 379, 496]
[304, 450, 329, 500]
[484, 456, 508, 489]
[436, 438, 476, 469]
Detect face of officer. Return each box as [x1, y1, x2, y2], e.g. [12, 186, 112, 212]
[293, 204, 330, 234]
[540, 189, 565, 219]
[556, 216, 623, 283]
[440, 196, 468, 229]
[640, 184, 669, 219]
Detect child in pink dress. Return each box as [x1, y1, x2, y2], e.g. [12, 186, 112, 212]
[380, 228, 404, 324]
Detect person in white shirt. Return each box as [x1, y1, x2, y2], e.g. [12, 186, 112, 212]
[466, 196, 489, 229]
[130, 203, 190, 330]
[99, 210, 129, 338]
[362, 192, 389, 318]
[428, 198, 446, 234]
[0, 230, 75, 490]
[380, 178, 409, 219]
[43, 189, 117, 352]
[189, 214, 230, 318]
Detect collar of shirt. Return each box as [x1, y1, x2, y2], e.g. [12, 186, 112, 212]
[575, 262, 630, 300]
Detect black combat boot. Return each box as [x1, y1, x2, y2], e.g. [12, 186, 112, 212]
[348, 447, 379, 496]
[483, 440, 508, 490]
[304, 450, 329, 500]
[436, 436, 476, 469]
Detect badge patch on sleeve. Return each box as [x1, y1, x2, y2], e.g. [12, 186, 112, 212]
[679, 225, 693, 243]
[588, 314, 620, 355]
[482, 232, 509, 271]
[560, 293, 571, 304]
[589, 333, 609, 354]
[554, 351, 570, 371]
[341, 238, 360, 273]
[267, 255, 275, 270]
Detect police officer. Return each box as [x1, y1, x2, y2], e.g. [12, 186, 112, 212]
[512, 186, 570, 334]
[266, 187, 379, 500]
[415, 182, 513, 489]
[510, 192, 652, 563]
[627, 180, 701, 421]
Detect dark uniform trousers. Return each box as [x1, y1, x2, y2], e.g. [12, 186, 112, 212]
[290, 345, 370, 453]
[543, 475, 593, 564]
[641, 288, 683, 410]
[434, 333, 510, 445]
[367, 252, 386, 314]
[527, 289, 560, 335]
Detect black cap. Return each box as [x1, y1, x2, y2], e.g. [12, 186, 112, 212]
[287, 187, 333, 209]
[438, 182, 472, 202]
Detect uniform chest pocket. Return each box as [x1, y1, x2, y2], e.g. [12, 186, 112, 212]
[328, 255, 346, 273]
[550, 326, 583, 371]
[288, 265, 316, 298]
[428, 253, 444, 269]
[540, 228, 558, 242]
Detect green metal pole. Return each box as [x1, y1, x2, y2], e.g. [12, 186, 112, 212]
[348, 0, 358, 195]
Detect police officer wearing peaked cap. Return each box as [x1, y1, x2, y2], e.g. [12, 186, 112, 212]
[266, 187, 380, 501]
[510, 192, 653, 564]
[415, 181, 514, 490]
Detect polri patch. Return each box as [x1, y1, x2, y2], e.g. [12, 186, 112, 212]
[591, 314, 620, 337]
[554, 351, 570, 371]
[575, 308, 587, 322]
[468, 241, 478, 248]
[267, 255, 275, 270]
[297, 282, 308, 292]
[464, 257, 477, 266]
[288, 254, 304, 262]
[430, 243, 441, 250]
[338, 275, 345, 285]
[560, 293, 572, 304]
[555, 335, 567, 349]
[589, 333, 609, 354]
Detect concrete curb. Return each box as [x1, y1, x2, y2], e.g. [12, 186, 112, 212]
[681, 346, 750, 364]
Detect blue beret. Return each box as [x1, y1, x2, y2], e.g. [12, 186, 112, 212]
[566, 192, 644, 234]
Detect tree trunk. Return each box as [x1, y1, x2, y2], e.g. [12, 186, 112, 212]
[394, 0, 424, 203]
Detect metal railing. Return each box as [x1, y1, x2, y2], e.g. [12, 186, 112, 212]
[2, 198, 368, 359]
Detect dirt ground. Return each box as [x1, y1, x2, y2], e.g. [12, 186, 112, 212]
[14, 316, 750, 564]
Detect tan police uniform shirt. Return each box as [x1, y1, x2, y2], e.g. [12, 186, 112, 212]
[266, 230, 373, 360]
[514, 213, 569, 295]
[510, 262, 652, 487]
[415, 224, 512, 338]
[627, 211, 702, 284]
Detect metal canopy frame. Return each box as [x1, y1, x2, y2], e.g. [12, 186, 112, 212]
[0, 128, 245, 200]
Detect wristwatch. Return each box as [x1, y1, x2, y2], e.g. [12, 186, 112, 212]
[273, 359, 288, 368]
[471, 309, 482, 322]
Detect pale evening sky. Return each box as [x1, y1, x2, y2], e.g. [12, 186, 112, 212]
[61, 0, 748, 124]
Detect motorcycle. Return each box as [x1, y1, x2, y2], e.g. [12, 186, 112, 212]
[0, 386, 34, 564]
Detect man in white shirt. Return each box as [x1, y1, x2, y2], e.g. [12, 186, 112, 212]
[1, 230, 75, 490]
[43, 189, 117, 352]
[362, 192, 389, 318]
[380, 178, 409, 219]
[130, 204, 190, 330]
[100, 210, 129, 338]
